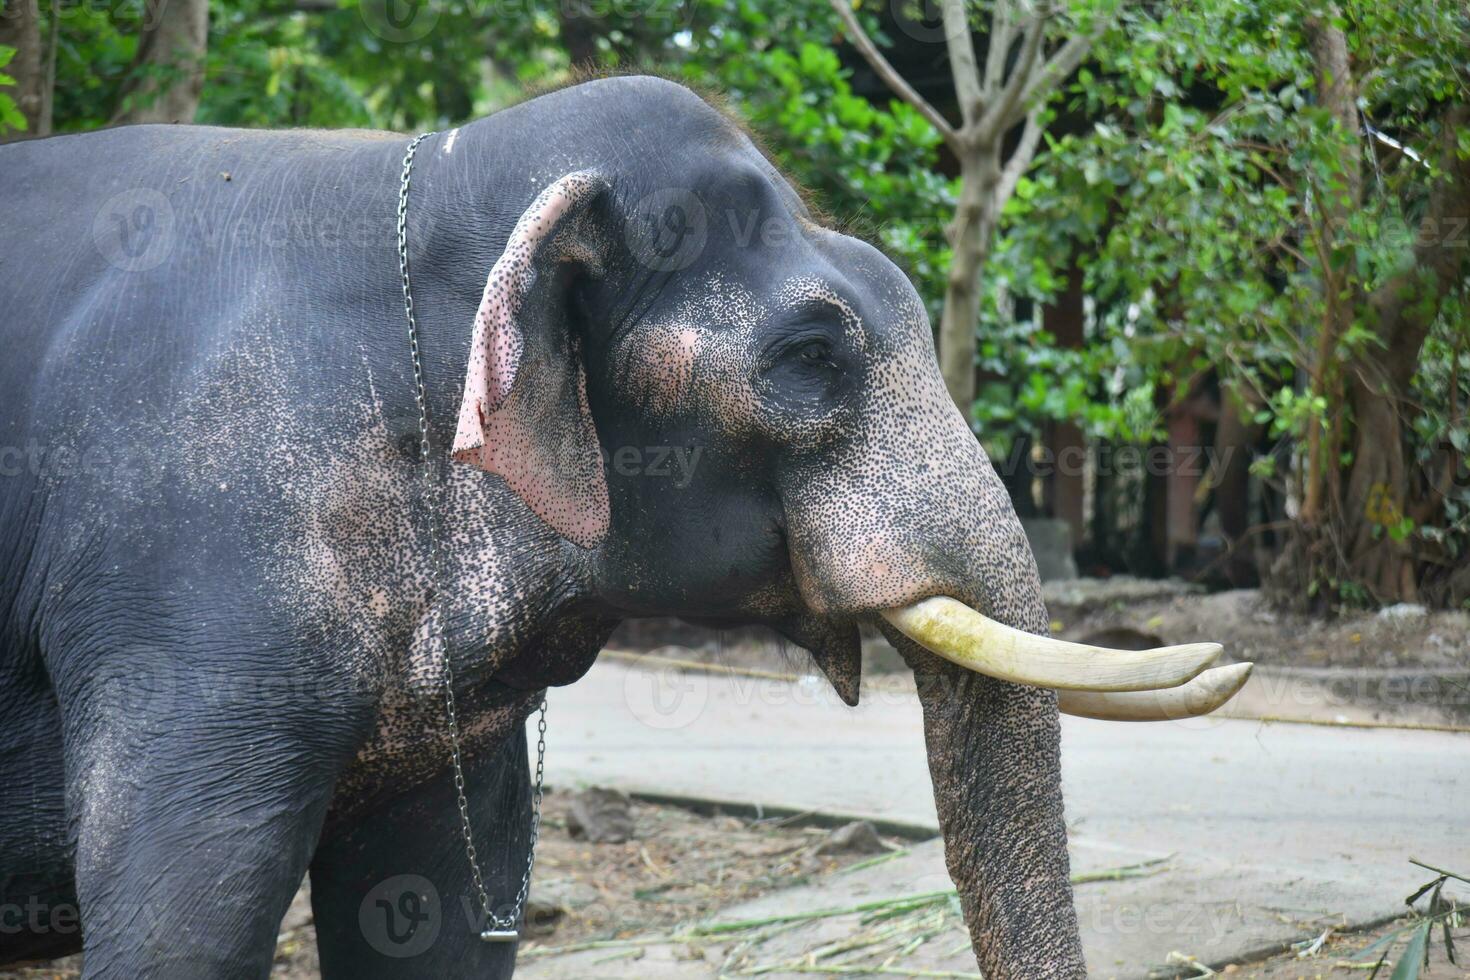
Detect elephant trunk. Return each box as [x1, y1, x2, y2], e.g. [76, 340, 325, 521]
[884, 612, 1086, 978]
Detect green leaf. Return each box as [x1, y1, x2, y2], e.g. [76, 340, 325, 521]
[1390, 922, 1432, 980]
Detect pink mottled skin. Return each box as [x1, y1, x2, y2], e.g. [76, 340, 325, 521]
[452, 171, 611, 548]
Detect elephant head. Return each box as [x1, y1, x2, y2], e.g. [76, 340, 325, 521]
[448, 77, 1250, 977]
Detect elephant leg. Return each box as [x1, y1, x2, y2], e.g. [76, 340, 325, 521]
[62, 660, 364, 980]
[0, 659, 78, 966]
[310, 730, 532, 980]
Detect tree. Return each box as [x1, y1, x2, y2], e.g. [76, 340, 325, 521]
[995, 0, 1470, 605]
[1294, 10, 1470, 603]
[19, 0, 1467, 607]
[0, 0, 52, 136]
[112, 0, 210, 124]
[829, 0, 1108, 414]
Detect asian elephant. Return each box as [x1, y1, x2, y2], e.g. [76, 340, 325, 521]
[0, 75, 1247, 978]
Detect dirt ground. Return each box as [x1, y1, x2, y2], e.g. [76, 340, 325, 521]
[0, 791, 896, 980]
[1226, 918, 1470, 979]
[1042, 581, 1470, 673]
[5, 791, 1464, 979]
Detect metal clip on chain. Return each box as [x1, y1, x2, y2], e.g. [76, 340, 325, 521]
[397, 132, 548, 944]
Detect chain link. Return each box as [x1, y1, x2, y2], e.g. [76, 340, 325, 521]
[397, 131, 548, 942]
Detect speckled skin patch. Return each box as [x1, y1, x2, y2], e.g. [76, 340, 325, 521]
[0, 76, 1082, 978]
[452, 171, 610, 549]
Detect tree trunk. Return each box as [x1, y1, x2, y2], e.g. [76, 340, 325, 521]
[111, 0, 209, 125]
[1043, 264, 1086, 550]
[557, 1, 601, 69]
[1336, 103, 1470, 602]
[1212, 390, 1263, 587]
[1267, 10, 1470, 606]
[828, 0, 1097, 426]
[1342, 377, 1417, 600]
[1165, 400, 1202, 573]
[1300, 9, 1361, 526]
[0, 0, 47, 137]
[939, 145, 1001, 417]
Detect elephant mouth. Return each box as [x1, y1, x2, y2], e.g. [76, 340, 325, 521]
[880, 596, 1253, 722]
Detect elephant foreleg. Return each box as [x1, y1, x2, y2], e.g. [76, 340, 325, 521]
[60, 656, 366, 980]
[309, 729, 533, 980]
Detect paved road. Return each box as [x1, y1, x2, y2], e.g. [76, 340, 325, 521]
[527, 655, 1469, 977]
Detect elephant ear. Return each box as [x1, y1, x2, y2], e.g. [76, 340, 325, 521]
[451, 170, 611, 549]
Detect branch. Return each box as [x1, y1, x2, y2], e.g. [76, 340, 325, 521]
[982, 0, 1015, 97]
[1363, 103, 1470, 392]
[941, 0, 984, 128]
[1303, 9, 1363, 248]
[996, 107, 1044, 208]
[978, 2, 1050, 138]
[1007, 27, 1101, 130]
[828, 0, 959, 149]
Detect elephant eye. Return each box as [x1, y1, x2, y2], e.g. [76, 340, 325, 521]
[795, 339, 834, 368]
[758, 326, 848, 413]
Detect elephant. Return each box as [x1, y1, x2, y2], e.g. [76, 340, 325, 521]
[0, 75, 1249, 978]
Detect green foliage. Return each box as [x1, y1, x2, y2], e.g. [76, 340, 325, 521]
[983, 0, 1468, 595]
[47, 0, 135, 130]
[0, 45, 24, 134]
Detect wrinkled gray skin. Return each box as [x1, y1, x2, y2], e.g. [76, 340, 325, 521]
[0, 77, 1083, 977]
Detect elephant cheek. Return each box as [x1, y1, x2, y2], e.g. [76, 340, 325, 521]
[790, 535, 919, 615]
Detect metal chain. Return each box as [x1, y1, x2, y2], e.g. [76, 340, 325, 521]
[397, 131, 548, 943]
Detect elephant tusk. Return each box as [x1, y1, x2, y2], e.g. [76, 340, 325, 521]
[880, 596, 1222, 692]
[1056, 662, 1254, 721]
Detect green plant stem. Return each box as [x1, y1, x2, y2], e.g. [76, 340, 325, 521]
[1409, 858, 1470, 886]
